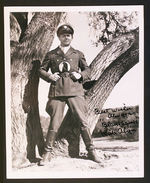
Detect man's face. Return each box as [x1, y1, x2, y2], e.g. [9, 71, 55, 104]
[58, 34, 73, 47]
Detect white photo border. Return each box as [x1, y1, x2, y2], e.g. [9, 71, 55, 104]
[4, 5, 144, 179]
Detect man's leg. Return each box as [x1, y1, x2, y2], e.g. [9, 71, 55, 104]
[39, 98, 66, 166]
[67, 96, 101, 163]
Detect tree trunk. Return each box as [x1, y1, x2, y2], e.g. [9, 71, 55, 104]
[11, 12, 63, 168]
[87, 29, 139, 132]
[57, 29, 139, 157]
[10, 13, 22, 43]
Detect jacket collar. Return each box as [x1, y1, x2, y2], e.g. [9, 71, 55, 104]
[55, 46, 76, 56]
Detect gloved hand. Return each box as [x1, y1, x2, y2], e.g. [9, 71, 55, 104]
[49, 72, 60, 82]
[71, 72, 82, 81]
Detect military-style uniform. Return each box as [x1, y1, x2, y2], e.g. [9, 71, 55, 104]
[39, 46, 90, 132]
[38, 24, 100, 166]
[39, 46, 90, 97]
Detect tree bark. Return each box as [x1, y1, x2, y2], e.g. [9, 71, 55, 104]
[87, 29, 139, 132]
[57, 29, 139, 157]
[11, 12, 63, 168]
[10, 13, 22, 43]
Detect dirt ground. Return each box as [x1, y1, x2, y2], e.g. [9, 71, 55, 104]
[10, 137, 142, 178]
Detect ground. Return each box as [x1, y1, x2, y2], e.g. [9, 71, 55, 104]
[11, 137, 141, 178]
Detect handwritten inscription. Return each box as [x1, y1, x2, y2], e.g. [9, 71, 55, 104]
[94, 105, 138, 137]
[94, 105, 132, 115]
[100, 127, 137, 137]
[102, 120, 138, 128]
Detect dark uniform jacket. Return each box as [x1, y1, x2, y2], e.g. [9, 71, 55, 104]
[39, 46, 91, 97]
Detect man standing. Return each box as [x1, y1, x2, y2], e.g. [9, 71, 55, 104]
[38, 24, 100, 166]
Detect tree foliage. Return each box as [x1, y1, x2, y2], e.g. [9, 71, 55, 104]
[88, 11, 138, 46]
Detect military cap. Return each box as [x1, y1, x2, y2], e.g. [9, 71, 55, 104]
[57, 24, 74, 36]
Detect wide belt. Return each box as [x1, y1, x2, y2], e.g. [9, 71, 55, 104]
[58, 71, 78, 82]
[59, 72, 70, 77]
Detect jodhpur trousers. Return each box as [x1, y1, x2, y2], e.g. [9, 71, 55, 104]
[45, 96, 89, 132]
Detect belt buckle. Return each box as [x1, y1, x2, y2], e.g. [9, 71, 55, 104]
[61, 72, 69, 77]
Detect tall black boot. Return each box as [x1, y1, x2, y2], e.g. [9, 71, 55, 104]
[81, 127, 101, 163]
[38, 130, 57, 166]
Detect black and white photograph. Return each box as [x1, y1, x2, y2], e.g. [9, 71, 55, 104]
[4, 5, 144, 179]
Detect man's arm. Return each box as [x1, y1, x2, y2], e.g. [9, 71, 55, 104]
[78, 51, 91, 83]
[38, 52, 60, 82]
